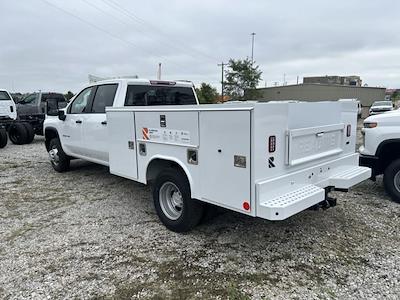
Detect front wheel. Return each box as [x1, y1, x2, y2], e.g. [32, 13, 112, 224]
[48, 138, 70, 172]
[153, 169, 204, 232]
[383, 159, 400, 203]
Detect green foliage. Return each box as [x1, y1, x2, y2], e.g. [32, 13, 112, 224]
[196, 82, 219, 104]
[64, 91, 75, 101]
[224, 58, 262, 100]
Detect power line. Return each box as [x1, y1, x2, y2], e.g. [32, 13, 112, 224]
[40, 0, 189, 70]
[99, 0, 219, 62]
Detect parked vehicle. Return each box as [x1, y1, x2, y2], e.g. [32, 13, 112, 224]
[17, 92, 67, 135]
[369, 100, 393, 115]
[360, 110, 400, 202]
[44, 79, 371, 232]
[338, 99, 362, 118]
[0, 89, 67, 147]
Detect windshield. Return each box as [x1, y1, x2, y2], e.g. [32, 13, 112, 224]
[19, 94, 38, 105]
[372, 101, 392, 107]
[0, 91, 11, 101]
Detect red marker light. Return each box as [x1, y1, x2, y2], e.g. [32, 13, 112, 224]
[269, 136, 276, 153]
[346, 124, 351, 137]
[243, 201, 250, 211]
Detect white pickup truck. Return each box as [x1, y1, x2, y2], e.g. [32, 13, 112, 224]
[44, 78, 371, 232]
[360, 109, 400, 202]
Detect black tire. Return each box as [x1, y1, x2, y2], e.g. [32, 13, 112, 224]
[153, 169, 204, 232]
[0, 128, 7, 148]
[48, 138, 70, 172]
[383, 159, 400, 203]
[21, 122, 35, 144]
[8, 123, 29, 145]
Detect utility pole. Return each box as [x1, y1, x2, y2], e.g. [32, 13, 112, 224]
[251, 32, 256, 64]
[217, 62, 227, 101]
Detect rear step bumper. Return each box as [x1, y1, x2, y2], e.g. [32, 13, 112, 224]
[256, 156, 371, 221]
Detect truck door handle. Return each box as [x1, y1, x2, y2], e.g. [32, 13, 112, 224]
[76, 120, 82, 124]
[101, 121, 107, 125]
[316, 132, 324, 137]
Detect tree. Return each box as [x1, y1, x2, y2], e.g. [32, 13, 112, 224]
[64, 91, 75, 101]
[195, 83, 219, 104]
[224, 58, 262, 100]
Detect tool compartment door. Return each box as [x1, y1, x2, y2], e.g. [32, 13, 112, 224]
[199, 110, 251, 213]
[107, 111, 138, 179]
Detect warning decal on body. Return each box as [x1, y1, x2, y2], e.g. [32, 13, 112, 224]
[142, 127, 149, 140]
[141, 127, 191, 144]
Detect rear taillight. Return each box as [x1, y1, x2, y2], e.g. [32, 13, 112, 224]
[10, 106, 13, 112]
[346, 124, 351, 137]
[269, 136, 276, 152]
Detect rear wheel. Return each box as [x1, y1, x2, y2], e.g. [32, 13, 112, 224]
[0, 128, 7, 148]
[153, 169, 204, 232]
[383, 159, 400, 203]
[8, 123, 28, 145]
[21, 122, 35, 144]
[48, 138, 70, 172]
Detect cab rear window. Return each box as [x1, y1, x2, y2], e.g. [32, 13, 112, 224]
[0, 91, 11, 101]
[125, 85, 197, 106]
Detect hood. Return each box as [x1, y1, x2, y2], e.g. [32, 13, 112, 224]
[370, 105, 392, 111]
[365, 110, 400, 126]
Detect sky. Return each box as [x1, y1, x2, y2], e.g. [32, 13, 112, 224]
[0, 0, 400, 93]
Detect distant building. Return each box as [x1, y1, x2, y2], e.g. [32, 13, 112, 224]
[256, 83, 386, 109]
[303, 75, 362, 86]
[385, 89, 400, 101]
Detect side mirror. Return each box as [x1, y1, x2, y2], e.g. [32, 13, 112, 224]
[46, 99, 59, 116]
[58, 110, 66, 121]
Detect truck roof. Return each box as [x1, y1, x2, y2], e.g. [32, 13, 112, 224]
[93, 78, 194, 88]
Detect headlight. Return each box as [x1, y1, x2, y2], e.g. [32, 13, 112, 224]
[364, 122, 377, 128]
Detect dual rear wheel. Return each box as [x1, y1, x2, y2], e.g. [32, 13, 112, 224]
[8, 122, 35, 145]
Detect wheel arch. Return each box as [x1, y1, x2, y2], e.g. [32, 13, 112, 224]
[376, 139, 400, 172]
[146, 156, 194, 196]
[44, 127, 59, 151]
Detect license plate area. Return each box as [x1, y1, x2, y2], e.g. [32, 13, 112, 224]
[285, 123, 344, 166]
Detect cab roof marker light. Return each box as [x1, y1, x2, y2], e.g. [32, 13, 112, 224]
[149, 80, 176, 85]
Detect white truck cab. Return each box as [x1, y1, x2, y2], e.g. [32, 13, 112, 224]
[0, 89, 17, 148]
[360, 110, 400, 202]
[44, 79, 371, 232]
[0, 89, 17, 120]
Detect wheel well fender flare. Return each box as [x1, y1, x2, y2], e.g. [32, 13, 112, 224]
[145, 155, 194, 196]
[376, 139, 400, 157]
[44, 127, 59, 150]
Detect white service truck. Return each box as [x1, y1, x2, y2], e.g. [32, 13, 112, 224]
[44, 79, 371, 232]
[360, 109, 400, 202]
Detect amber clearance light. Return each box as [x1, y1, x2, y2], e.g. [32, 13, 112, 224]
[364, 122, 378, 129]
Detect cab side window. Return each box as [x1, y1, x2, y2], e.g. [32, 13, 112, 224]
[91, 84, 118, 113]
[69, 87, 94, 114]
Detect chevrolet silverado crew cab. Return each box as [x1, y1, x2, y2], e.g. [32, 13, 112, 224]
[44, 78, 371, 232]
[359, 110, 400, 202]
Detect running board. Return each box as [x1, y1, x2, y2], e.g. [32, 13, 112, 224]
[329, 166, 371, 189]
[258, 184, 325, 220]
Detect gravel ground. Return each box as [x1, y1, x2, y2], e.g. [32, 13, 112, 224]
[1, 124, 400, 299]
